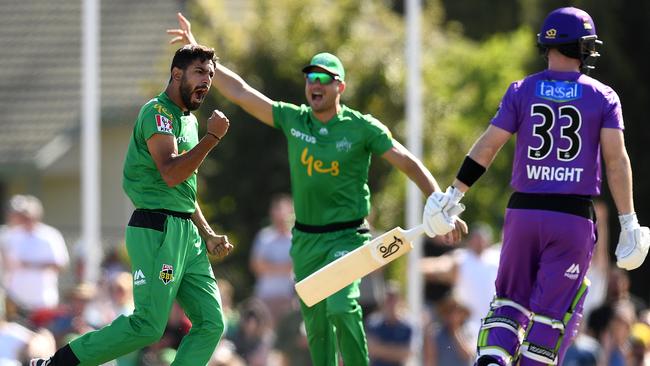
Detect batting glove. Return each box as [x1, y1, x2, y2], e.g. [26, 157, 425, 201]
[615, 213, 650, 270]
[422, 186, 465, 238]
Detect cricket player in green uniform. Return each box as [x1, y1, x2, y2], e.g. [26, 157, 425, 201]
[168, 14, 466, 366]
[31, 45, 233, 366]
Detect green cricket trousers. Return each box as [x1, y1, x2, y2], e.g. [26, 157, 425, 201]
[69, 209, 225, 366]
[291, 222, 371, 366]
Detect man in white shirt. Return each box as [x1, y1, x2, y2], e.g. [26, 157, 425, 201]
[0, 195, 69, 311]
[249, 194, 295, 325]
[422, 222, 499, 340]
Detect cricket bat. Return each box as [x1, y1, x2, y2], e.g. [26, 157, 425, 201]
[295, 224, 425, 307]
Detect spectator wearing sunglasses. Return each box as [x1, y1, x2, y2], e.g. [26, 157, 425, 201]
[167, 12, 467, 366]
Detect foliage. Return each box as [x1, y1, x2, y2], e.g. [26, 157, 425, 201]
[189, 0, 421, 297]
[185, 0, 540, 297]
[436, 0, 650, 302]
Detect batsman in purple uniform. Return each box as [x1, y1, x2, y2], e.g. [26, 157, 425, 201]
[421, 7, 650, 366]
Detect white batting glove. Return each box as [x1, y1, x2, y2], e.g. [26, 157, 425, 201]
[615, 213, 650, 271]
[422, 186, 465, 238]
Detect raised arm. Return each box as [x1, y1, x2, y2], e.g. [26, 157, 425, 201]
[167, 13, 275, 126]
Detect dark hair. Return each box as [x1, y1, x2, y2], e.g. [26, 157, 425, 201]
[170, 44, 217, 72]
[586, 304, 613, 337]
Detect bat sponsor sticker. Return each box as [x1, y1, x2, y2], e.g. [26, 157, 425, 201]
[370, 232, 408, 264]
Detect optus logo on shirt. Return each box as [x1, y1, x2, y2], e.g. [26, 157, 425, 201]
[300, 147, 339, 177]
[290, 128, 316, 144]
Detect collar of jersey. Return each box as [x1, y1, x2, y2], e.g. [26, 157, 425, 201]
[309, 104, 350, 127]
[543, 69, 582, 82]
[158, 92, 185, 117]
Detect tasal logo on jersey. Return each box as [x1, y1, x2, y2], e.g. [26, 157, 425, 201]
[133, 269, 146, 286]
[536, 80, 582, 102]
[155, 114, 173, 133]
[564, 263, 580, 280]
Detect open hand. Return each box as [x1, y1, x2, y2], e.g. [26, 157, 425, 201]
[167, 12, 198, 45]
[205, 234, 233, 259]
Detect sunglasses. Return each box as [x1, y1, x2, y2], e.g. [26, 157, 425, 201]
[305, 72, 340, 85]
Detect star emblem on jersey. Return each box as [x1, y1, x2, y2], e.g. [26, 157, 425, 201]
[159, 264, 175, 285]
[319, 127, 328, 135]
[336, 137, 352, 152]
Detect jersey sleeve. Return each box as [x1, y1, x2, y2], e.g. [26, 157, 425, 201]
[490, 82, 520, 133]
[601, 87, 624, 130]
[272, 101, 305, 133]
[139, 103, 176, 141]
[364, 115, 394, 155]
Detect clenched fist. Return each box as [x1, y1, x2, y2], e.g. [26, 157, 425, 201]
[207, 110, 229, 140]
[205, 233, 233, 259]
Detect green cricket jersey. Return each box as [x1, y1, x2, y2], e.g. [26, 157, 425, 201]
[273, 102, 394, 225]
[123, 92, 199, 213]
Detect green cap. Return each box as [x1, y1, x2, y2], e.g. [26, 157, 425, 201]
[302, 52, 345, 81]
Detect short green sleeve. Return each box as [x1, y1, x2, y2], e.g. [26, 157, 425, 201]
[272, 101, 308, 132]
[139, 103, 176, 141]
[364, 115, 394, 155]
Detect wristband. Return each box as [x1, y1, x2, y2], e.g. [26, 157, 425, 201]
[206, 132, 221, 141]
[456, 156, 486, 187]
[619, 213, 640, 231]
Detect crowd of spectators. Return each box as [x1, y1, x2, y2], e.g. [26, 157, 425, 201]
[2, 194, 650, 366]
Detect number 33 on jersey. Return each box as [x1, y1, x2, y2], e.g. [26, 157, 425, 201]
[491, 69, 624, 196]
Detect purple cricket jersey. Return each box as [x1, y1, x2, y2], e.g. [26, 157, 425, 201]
[491, 69, 624, 196]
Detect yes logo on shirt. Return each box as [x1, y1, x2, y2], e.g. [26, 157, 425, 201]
[155, 114, 173, 133]
[301, 147, 339, 177]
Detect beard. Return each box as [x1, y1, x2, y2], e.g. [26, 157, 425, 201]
[180, 75, 202, 111]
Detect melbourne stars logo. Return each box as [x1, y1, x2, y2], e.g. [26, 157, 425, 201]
[336, 137, 352, 152]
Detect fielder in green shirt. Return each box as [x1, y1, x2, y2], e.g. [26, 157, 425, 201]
[32, 45, 233, 366]
[169, 14, 466, 366]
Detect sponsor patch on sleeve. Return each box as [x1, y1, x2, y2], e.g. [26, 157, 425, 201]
[155, 114, 173, 133]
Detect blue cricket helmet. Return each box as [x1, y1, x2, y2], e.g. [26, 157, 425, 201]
[537, 7, 602, 73]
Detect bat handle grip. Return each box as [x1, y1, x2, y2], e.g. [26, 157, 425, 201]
[404, 224, 426, 242]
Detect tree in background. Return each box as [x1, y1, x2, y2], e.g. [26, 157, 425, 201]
[183, 0, 534, 294]
[438, 0, 650, 303]
[182, 0, 649, 298]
